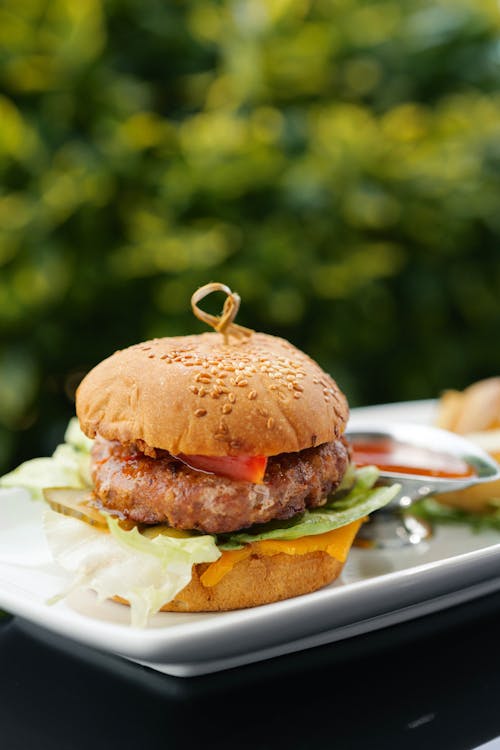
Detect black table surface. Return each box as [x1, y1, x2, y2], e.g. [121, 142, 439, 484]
[1, 591, 500, 750]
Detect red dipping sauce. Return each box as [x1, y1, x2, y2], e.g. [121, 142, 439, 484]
[351, 438, 475, 479]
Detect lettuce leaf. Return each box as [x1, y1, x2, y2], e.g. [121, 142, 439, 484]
[0, 418, 92, 500]
[44, 509, 220, 627]
[64, 418, 94, 455]
[217, 466, 401, 549]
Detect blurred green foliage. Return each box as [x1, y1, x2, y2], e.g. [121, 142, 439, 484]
[0, 0, 500, 471]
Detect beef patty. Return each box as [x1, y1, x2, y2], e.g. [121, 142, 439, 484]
[91, 437, 350, 534]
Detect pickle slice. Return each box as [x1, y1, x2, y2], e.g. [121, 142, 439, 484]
[43, 487, 109, 529]
[140, 524, 193, 539]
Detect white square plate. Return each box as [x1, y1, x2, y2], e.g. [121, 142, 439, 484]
[1, 399, 500, 677]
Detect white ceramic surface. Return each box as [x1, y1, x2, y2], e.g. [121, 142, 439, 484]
[1, 399, 500, 677]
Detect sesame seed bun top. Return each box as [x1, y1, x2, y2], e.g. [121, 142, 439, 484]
[76, 331, 348, 457]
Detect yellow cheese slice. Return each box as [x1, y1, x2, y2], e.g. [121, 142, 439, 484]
[200, 519, 363, 588]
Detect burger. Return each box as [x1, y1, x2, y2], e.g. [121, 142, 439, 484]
[1, 284, 399, 626]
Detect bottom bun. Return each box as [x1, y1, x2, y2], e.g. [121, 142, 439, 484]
[114, 551, 343, 613]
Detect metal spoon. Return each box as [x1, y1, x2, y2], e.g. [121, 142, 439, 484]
[345, 422, 500, 548]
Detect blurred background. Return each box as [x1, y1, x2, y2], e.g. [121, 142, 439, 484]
[0, 0, 500, 472]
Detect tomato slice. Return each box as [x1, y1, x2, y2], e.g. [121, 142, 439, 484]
[176, 453, 268, 483]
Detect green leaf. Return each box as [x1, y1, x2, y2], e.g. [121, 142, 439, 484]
[107, 515, 219, 565]
[409, 497, 500, 533]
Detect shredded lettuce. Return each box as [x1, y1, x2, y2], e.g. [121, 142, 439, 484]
[44, 510, 220, 627]
[217, 466, 401, 549]
[0, 418, 92, 500]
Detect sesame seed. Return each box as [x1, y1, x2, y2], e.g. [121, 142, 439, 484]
[228, 392, 236, 403]
[189, 385, 199, 394]
[237, 380, 248, 387]
[148, 354, 155, 358]
[198, 387, 207, 397]
[195, 409, 207, 417]
[267, 417, 274, 429]
[222, 404, 232, 414]
[248, 390, 257, 400]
